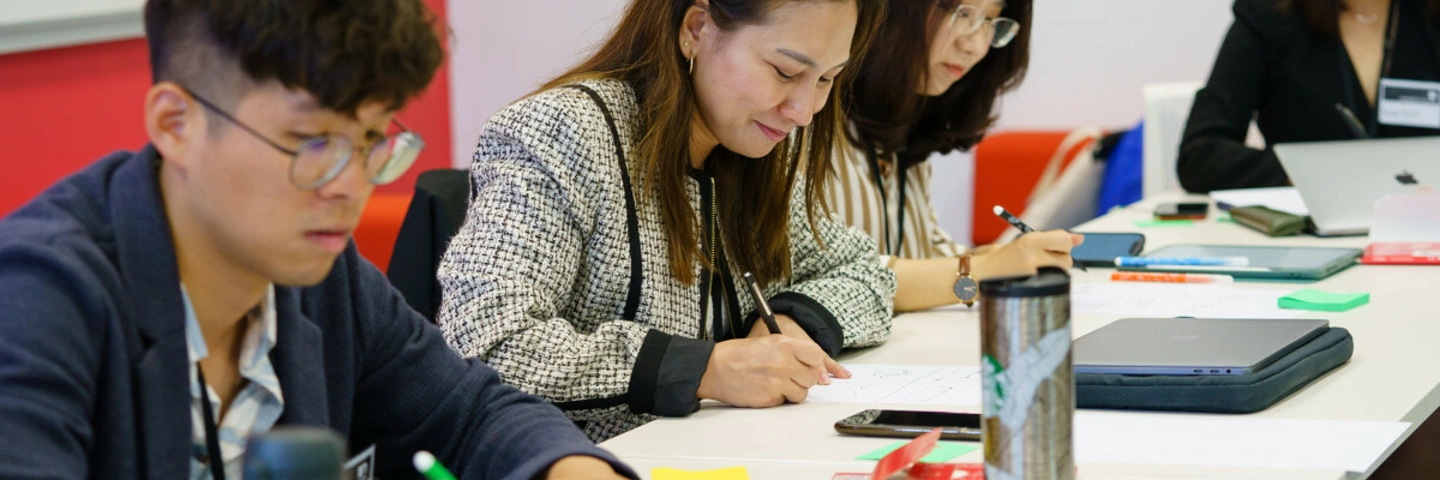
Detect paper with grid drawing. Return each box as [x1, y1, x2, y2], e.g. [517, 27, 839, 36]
[806, 365, 982, 406]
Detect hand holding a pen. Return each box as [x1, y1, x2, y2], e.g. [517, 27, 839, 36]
[698, 332, 847, 408]
[746, 313, 849, 377]
[972, 230, 1085, 279]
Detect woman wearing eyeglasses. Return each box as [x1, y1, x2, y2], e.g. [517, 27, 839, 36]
[826, 0, 1081, 313]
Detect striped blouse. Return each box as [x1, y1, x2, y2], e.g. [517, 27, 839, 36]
[825, 145, 965, 263]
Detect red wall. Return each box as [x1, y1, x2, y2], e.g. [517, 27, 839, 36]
[0, 0, 452, 218]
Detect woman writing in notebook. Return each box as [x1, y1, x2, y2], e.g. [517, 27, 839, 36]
[438, 0, 895, 442]
[827, 0, 1082, 312]
[1178, 0, 1440, 193]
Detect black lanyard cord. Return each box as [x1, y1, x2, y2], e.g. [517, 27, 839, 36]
[866, 153, 909, 257]
[197, 367, 227, 480]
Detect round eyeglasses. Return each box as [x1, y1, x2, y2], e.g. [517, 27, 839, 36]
[946, 3, 1021, 48]
[183, 88, 426, 191]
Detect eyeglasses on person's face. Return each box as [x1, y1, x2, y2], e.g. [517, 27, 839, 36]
[944, 1, 1021, 48]
[182, 87, 425, 191]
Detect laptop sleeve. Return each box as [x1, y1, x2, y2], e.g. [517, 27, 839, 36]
[1075, 327, 1352, 413]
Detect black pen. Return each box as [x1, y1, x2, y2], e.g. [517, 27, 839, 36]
[1334, 103, 1371, 139]
[992, 205, 1087, 272]
[742, 272, 783, 334]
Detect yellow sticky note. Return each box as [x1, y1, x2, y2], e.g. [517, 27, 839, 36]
[650, 467, 749, 480]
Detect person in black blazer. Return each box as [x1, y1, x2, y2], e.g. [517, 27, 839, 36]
[1178, 0, 1440, 193]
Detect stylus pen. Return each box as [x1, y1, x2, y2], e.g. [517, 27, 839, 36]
[742, 272, 783, 334]
[1335, 103, 1371, 139]
[992, 205, 1087, 272]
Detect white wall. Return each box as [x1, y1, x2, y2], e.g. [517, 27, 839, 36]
[447, 0, 1237, 244]
[994, 0, 1235, 131]
[0, 0, 144, 54]
[448, 0, 628, 169]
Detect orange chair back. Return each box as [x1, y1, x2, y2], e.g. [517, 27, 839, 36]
[354, 194, 413, 274]
[971, 131, 1091, 245]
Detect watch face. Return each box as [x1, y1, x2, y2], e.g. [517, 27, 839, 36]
[953, 277, 979, 302]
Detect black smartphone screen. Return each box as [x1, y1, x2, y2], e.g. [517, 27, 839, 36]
[835, 409, 983, 440]
[1070, 233, 1145, 267]
[871, 410, 981, 429]
[1155, 202, 1208, 218]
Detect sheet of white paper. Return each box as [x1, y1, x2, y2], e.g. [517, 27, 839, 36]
[1071, 283, 1302, 319]
[1211, 186, 1311, 216]
[1076, 411, 1410, 473]
[806, 365, 981, 406]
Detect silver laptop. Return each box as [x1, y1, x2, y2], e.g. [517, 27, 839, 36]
[1073, 318, 1330, 376]
[1274, 137, 1440, 236]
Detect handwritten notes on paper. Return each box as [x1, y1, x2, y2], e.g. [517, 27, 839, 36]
[807, 365, 982, 407]
[1071, 283, 1303, 319]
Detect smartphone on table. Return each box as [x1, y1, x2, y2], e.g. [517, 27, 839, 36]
[1069, 232, 1146, 268]
[1154, 202, 1208, 220]
[834, 409, 981, 441]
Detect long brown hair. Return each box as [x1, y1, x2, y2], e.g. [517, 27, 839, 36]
[540, 0, 883, 286]
[1280, 0, 1440, 37]
[845, 0, 1031, 168]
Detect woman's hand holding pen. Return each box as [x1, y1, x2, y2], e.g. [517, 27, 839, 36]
[971, 230, 1084, 280]
[698, 325, 846, 408]
[747, 314, 850, 382]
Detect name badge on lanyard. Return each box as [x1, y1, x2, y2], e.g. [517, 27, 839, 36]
[1378, 78, 1440, 129]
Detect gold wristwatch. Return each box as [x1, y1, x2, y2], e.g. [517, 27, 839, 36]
[952, 254, 978, 307]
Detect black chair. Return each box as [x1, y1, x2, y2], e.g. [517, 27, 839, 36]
[387, 169, 470, 323]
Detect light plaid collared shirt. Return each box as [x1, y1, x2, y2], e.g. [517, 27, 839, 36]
[183, 284, 284, 480]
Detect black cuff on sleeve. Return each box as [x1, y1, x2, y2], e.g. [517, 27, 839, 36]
[627, 329, 714, 417]
[745, 292, 844, 356]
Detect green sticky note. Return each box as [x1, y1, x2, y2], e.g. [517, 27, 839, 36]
[1279, 288, 1370, 312]
[1134, 219, 1194, 228]
[856, 441, 979, 463]
[1216, 212, 1236, 223]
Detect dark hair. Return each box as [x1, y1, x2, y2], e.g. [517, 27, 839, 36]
[541, 0, 884, 286]
[1280, 0, 1440, 36]
[144, 0, 445, 115]
[845, 0, 1031, 167]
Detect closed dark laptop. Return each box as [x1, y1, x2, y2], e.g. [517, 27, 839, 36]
[1074, 318, 1330, 375]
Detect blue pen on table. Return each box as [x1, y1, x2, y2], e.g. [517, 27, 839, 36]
[992, 205, 1087, 272]
[743, 272, 783, 334]
[1114, 256, 1251, 267]
[413, 451, 458, 480]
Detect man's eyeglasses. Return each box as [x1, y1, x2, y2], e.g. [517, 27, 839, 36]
[945, 2, 1021, 48]
[182, 87, 425, 191]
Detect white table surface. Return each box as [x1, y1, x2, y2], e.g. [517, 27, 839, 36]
[601, 194, 1438, 480]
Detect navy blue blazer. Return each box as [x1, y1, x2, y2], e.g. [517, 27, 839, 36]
[0, 146, 636, 480]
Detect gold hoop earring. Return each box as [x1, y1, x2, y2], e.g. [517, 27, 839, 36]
[683, 41, 694, 74]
